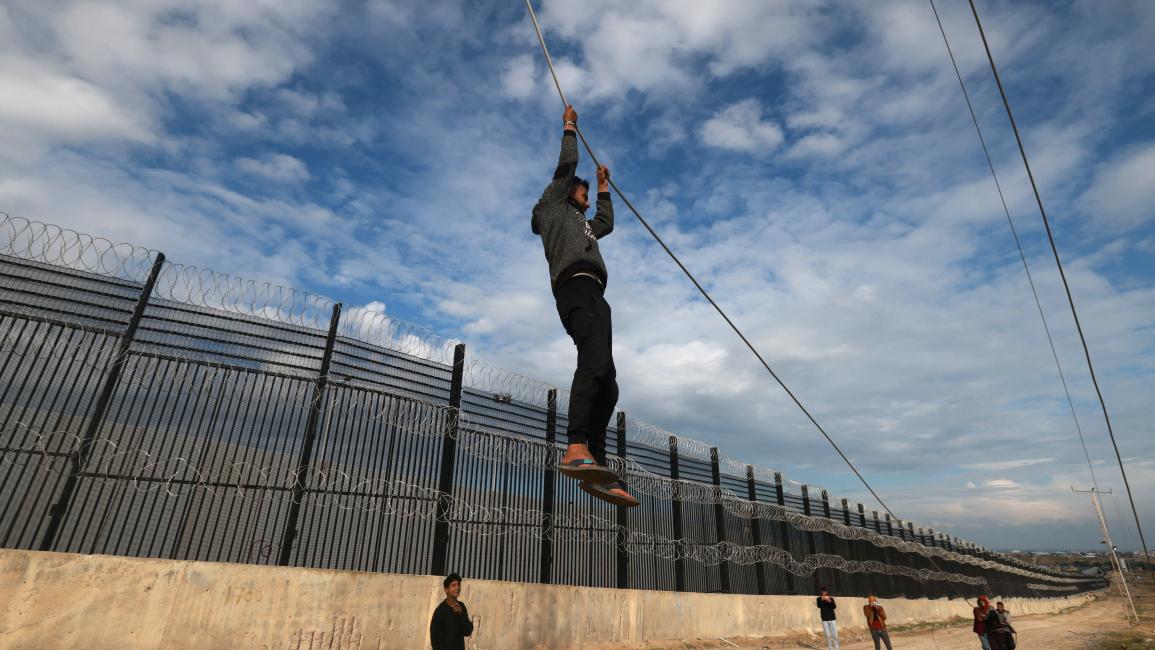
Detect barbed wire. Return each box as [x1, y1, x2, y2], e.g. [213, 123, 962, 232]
[0, 346, 1092, 588]
[339, 304, 459, 365]
[0, 311, 1086, 588]
[0, 419, 1097, 594]
[1025, 583, 1078, 592]
[152, 262, 335, 331]
[462, 359, 560, 408]
[0, 214, 158, 283]
[0, 423, 992, 587]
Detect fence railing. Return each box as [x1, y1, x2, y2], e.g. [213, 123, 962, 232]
[0, 214, 1102, 598]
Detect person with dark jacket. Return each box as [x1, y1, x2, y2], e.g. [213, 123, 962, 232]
[984, 602, 1007, 650]
[816, 587, 839, 650]
[994, 602, 1016, 649]
[430, 573, 473, 650]
[533, 104, 637, 508]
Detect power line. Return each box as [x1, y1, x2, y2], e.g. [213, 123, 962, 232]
[966, 0, 1150, 568]
[522, 0, 898, 522]
[924, 0, 1101, 492]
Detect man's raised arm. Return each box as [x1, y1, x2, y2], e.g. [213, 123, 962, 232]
[532, 105, 580, 234]
[591, 163, 613, 238]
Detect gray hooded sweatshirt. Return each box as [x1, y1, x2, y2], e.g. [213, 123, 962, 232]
[531, 131, 614, 294]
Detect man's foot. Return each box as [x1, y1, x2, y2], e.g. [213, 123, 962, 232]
[558, 443, 618, 483]
[559, 443, 594, 466]
[579, 481, 640, 508]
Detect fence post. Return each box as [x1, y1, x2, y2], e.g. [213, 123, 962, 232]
[907, 521, 920, 595]
[774, 472, 796, 594]
[709, 448, 731, 593]
[430, 343, 467, 577]
[857, 503, 871, 596]
[276, 302, 343, 566]
[39, 252, 167, 551]
[841, 498, 860, 596]
[801, 486, 821, 594]
[669, 436, 685, 592]
[885, 514, 901, 596]
[819, 490, 839, 594]
[745, 465, 767, 595]
[615, 411, 629, 589]
[874, 510, 897, 597]
[540, 388, 558, 584]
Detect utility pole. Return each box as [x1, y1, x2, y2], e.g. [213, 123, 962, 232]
[1072, 486, 1138, 624]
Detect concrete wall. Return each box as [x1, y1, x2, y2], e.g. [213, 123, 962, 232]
[0, 549, 1096, 649]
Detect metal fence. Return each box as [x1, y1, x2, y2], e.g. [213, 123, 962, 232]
[0, 214, 1103, 599]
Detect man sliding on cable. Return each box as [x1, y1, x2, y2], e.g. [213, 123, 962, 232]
[532, 104, 638, 508]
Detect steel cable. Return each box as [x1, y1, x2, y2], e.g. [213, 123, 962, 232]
[966, 0, 1150, 568]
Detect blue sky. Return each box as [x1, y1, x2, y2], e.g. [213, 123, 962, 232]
[2, 0, 1154, 551]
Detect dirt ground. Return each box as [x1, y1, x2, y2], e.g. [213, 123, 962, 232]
[601, 574, 1154, 650]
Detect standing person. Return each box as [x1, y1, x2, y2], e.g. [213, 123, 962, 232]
[532, 104, 637, 508]
[816, 587, 839, 650]
[995, 602, 1016, 650]
[430, 573, 474, 650]
[984, 601, 1007, 650]
[862, 595, 893, 650]
[973, 595, 992, 650]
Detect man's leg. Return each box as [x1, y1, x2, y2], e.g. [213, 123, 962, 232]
[871, 629, 882, 650]
[556, 282, 636, 504]
[586, 290, 619, 466]
[879, 630, 892, 650]
[822, 621, 838, 650]
[559, 279, 614, 463]
[980, 633, 991, 650]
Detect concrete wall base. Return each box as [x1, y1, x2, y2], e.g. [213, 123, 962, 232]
[0, 549, 1097, 649]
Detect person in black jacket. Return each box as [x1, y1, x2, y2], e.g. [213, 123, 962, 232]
[430, 573, 473, 650]
[816, 586, 840, 650]
[984, 602, 1007, 650]
[532, 103, 637, 508]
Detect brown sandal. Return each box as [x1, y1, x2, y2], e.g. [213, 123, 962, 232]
[580, 481, 639, 508]
[558, 458, 618, 484]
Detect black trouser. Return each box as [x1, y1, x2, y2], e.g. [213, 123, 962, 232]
[555, 275, 618, 465]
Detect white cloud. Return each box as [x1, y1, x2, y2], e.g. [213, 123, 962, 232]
[235, 154, 310, 182]
[53, 1, 321, 100]
[964, 458, 1056, 471]
[500, 54, 538, 99]
[1080, 141, 1155, 230]
[536, 0, 821, 98]
[983, 479, 1022, 489]
[699, 99, 784, 154]
[0, 60, 152, 146]
[788, 132, 846, 158]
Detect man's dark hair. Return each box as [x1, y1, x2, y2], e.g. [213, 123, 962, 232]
[443, 572, 462, 588]
[819, 586, 828, 593]
[570, 176, 590, 195]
